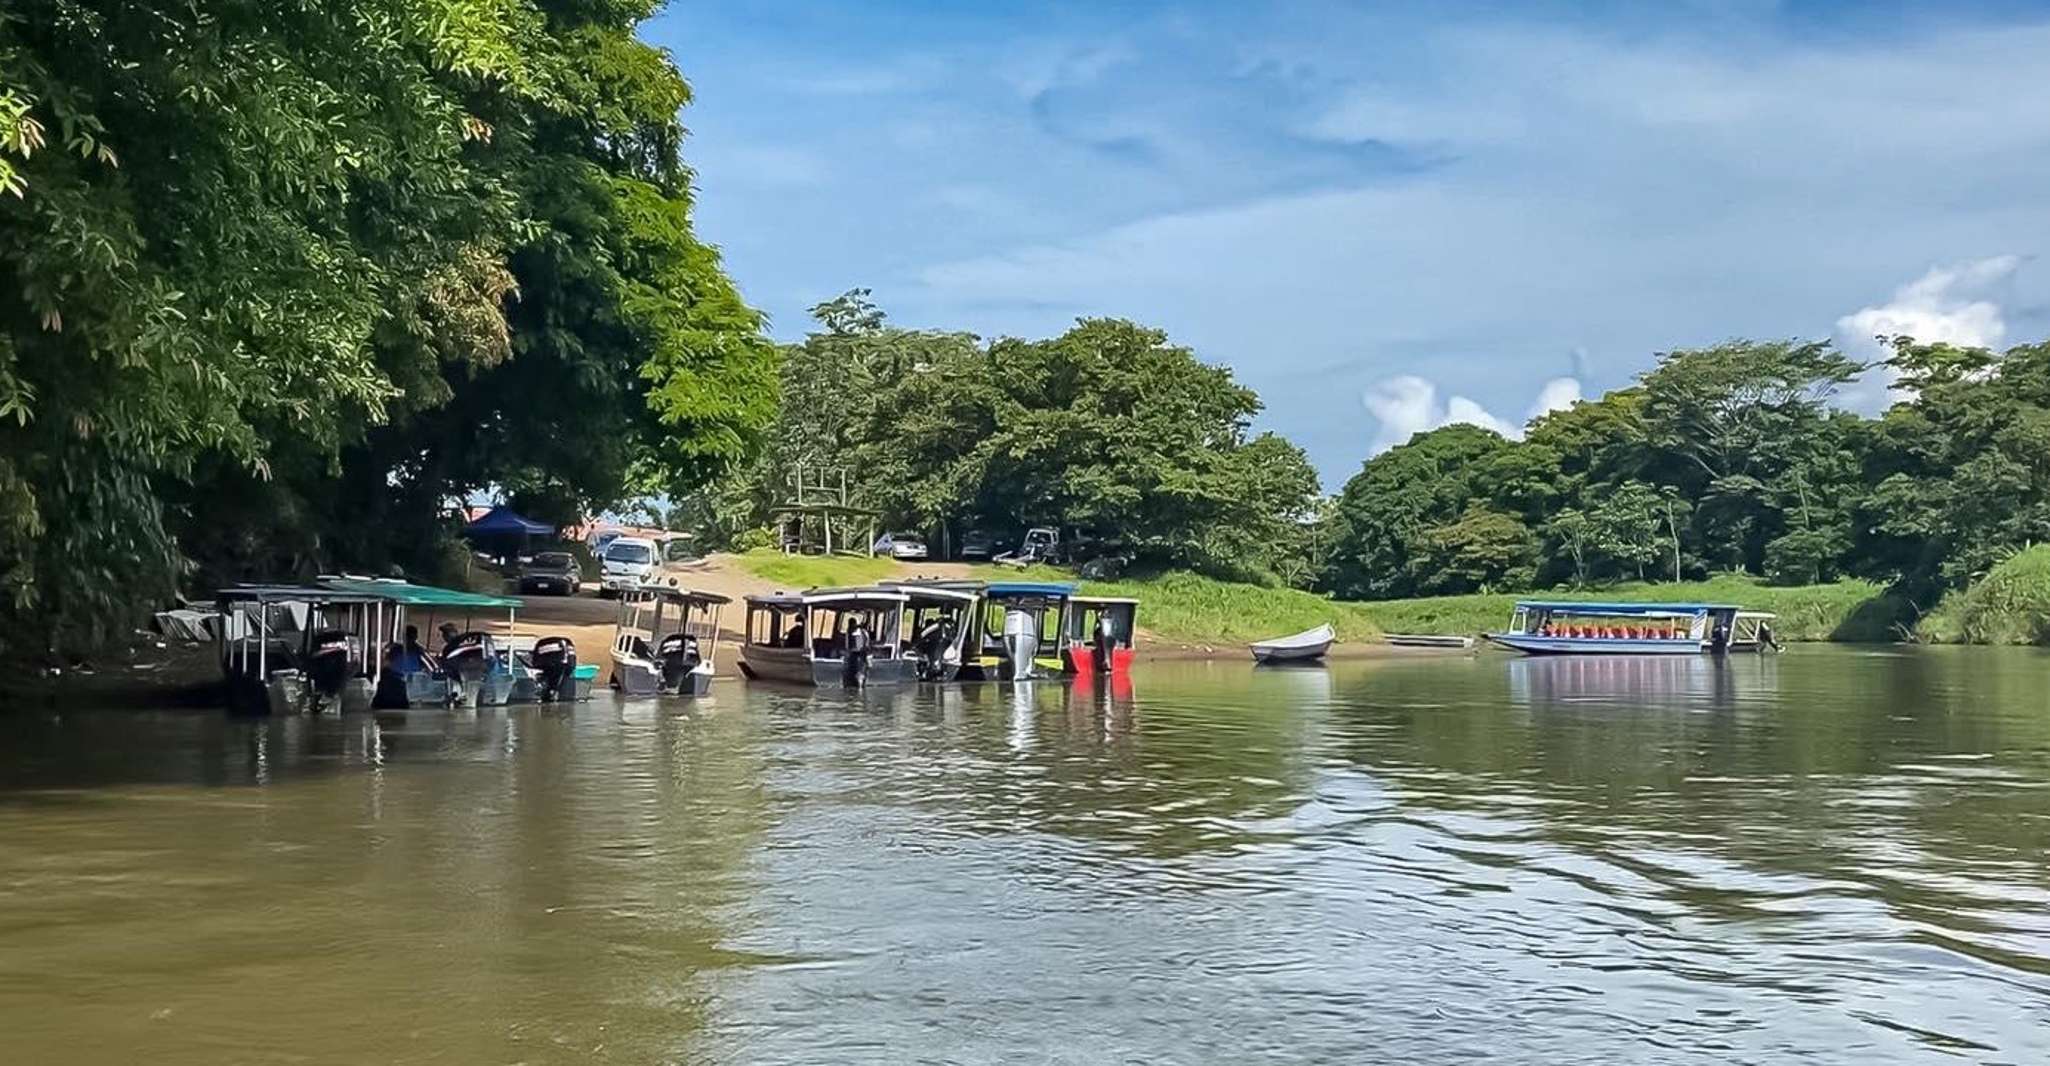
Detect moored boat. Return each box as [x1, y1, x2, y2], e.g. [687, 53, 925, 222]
[960, 581, 1075, 680]
[739, 587, 912, 686]
[1251, 623, 1334, 664]
[1064, 595, 1138, 677]
[611, 587, 731, 696]
[1385, 633, 1475, 649]
[1484, 601, 1778, 655]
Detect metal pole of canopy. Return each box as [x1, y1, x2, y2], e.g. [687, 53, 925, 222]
[257, 594, 268, 679]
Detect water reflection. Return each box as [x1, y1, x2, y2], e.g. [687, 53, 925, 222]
[1506, 652, 1780, 709]
[2, 649, 2048, 1064]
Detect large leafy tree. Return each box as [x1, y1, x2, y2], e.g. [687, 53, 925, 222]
[710, 298, 1317, 581]
[0, 1, 774, 655]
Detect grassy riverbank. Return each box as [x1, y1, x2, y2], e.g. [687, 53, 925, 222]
[736, 552, 1899, 645]
[1916, 546, 2050, 645]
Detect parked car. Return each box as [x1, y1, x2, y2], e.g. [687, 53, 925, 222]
[598, 536, 659, 596]
[958, 529, 997, 560]
[873, 531, 929, 560]
[519, 551, 583, 596]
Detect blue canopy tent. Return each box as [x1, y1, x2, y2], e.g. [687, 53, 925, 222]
[463, 507, 555, 537]
[461, 506, 557, 568]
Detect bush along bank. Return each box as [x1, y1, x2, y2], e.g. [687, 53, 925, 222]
[1916, 546, 2050, 645]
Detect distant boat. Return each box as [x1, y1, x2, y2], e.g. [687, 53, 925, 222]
[1385, 633, 1475, 649]
[1251, 623, 1334, 663]
[1483, 601, 1779, 655]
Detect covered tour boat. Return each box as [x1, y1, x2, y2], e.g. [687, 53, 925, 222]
[611, 587, 731, 697]
[1485, 601, 1779, 656]
[885, 580, 984, 682]
[1064, 595, 1137, 677]
[738, 587, 912, 686]
[961, 581, 1075, 681]
[214, 578, 587, 712]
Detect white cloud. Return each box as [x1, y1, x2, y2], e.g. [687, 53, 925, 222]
[1362, 374, 1583, 454]
[1833, 255, 2022, 410]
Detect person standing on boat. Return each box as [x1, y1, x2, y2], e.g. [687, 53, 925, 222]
[394, 625, 432, 674]
[842, 614, 872, 687]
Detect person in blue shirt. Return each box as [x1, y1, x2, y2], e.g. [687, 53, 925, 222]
[392, 625, 431, 675]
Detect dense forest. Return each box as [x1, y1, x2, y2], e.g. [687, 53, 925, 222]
[6, 3, 2050, 661]
[1322, 336, 2050, 613]
[1, 0, 776, 657]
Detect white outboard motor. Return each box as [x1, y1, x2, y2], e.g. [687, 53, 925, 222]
[1002, 608, 1038, 680]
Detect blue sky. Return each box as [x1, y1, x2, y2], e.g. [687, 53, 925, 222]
[646, 1, 2050, 487]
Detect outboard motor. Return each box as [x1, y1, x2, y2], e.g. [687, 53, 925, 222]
[306, 629, 352, 708]
[1709, 622, 1732, 656]
[1092, 612, 1117, 675]
[841, 619, 872, 688]
[914, 617, 952, 681]
[531, 635, 577, 701]
[443, 632, 491, 703]
[1001, 608, 1038, 681]
[657, 632, 700, 693]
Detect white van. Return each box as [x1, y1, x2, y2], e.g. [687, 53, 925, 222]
[598, 536, 659, 596]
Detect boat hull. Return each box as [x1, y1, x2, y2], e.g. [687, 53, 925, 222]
[740, 645, 913, 686]
[1252, 643, 1330, 664]
[1485, 633, 1705, 656]
[1249, 623, 1335, 663]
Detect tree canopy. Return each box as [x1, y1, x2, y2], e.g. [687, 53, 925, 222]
[1, 0, 775, 655]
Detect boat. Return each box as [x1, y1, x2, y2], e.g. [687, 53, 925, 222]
[610, 587, 731, 696]
[884, 580, 984, 681]
[212, 577, 579, 712]
[961, 581, 1076, 680]
[1484, 601, 1779, 655]
[1064, 595, 1138, 677]
[1385, 633, 1475, 649]
[738, 586, 913, 686]
[1250, 623, 1334, 664]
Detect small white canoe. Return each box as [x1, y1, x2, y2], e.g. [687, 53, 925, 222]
[1251, 623, 1334, 663]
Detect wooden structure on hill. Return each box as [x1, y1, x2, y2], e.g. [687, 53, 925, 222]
[769, 464, 879, 556]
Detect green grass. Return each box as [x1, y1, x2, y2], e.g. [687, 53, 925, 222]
[1073, 571, 1382, 645]
[1917, 546, 2050, 645]
[733, 550, 1903, 644]
[1354, 574, 1899, 643]
[739, 549, 899, 589]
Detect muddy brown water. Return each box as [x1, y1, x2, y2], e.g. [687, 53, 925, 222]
[2, 647, 2047, 1064]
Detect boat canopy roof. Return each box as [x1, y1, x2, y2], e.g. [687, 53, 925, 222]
[890, 584, 982, 605]
[804, 586, 911, 606]
[1071, 595, 1139, 606]
[749, 587, 909, 608]
[317, 576, 523, 609]
[1514, 600, 1743, 616]
[985, 581, 1077, 598]
[622, 586, 732, 606]
[216, 583, 385, 607]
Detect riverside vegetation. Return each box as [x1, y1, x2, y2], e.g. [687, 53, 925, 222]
[9, 5, 2050, 659]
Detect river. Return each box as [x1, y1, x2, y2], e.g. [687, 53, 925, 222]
[2, 647, 2047, 1064]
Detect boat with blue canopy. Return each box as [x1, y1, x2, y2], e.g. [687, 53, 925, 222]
[1485, 601, 1778, 656]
